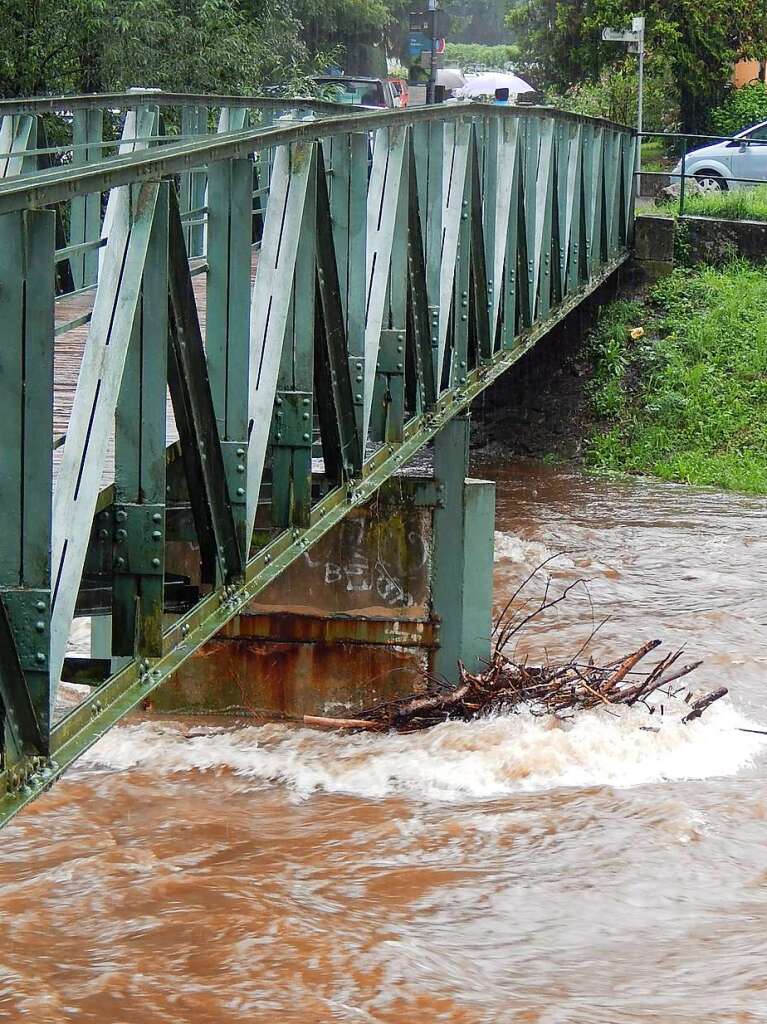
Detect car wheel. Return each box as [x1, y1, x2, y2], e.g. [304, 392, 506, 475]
[694, 171, 727, 192]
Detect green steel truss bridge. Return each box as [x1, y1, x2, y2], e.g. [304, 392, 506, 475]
[0, 91, 635, 826]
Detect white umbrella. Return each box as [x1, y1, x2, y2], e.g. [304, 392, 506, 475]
[457, 72, 534, 98]
[436, 68, 465, 90]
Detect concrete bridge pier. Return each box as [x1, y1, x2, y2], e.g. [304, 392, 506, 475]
[152, 416, 495, 720]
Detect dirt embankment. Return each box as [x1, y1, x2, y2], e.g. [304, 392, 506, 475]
[472, 279, 618, 459]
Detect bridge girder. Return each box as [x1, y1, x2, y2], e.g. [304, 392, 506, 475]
[0, 93, 635, 825]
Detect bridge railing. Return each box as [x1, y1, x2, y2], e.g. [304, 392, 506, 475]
[0, 90, 358, 281]
[0, 97, 635, 822]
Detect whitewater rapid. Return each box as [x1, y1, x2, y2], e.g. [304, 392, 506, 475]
[81, 698, 766, 803]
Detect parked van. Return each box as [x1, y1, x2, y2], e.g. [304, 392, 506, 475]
[312, 76, 396, 109]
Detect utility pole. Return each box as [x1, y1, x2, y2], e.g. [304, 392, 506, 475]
[426, 0, 438, 105]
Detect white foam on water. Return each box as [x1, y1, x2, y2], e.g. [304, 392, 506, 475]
[82, 700, 766, 802]
[493, 531, 574, 568]
[66, 617, 91, 656]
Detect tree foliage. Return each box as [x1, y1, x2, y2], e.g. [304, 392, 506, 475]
[550, 55, 678, 131]
[0, 0, 380, 97]
[0, 0, 526, 98]
[710, 83, 767, 137]
[443, 43, 521, 70]
[507, 0, 767, 131]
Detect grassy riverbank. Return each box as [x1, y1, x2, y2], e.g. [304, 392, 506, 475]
[657, 184, 767, 222]
[586, 262, 767, 493]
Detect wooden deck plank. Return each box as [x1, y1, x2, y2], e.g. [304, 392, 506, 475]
[52, 249, 259, 488]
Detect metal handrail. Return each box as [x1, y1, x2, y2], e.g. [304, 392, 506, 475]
[636, 128, 767, 214]
[0, 90, 359, 116]
[0, 102, 634, 214]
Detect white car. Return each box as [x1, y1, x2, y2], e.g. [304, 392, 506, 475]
[671, 120, 767, 190]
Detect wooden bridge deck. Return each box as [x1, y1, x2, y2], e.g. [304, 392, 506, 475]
[52, 250, 260, 487]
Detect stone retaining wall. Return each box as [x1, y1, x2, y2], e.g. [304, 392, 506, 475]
[633, 213, 767, 274]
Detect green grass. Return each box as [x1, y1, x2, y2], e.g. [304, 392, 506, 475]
[640, 139, 672, 173]
[586, 262, 767, 493]
[657, 184, 767, 222]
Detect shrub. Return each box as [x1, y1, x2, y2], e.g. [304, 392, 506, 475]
[548, 55, 678, 132]
[710, 83, 767, 137]
[442, 43, 520, 70]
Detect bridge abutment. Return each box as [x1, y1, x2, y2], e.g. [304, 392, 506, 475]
[152, 418, 495, 719]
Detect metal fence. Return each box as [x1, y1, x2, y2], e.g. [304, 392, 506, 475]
[637, 129, 767, 214]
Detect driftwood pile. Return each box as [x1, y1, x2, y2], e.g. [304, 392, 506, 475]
[304, 568, 728, 735]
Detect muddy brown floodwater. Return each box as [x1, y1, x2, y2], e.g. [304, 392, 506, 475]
[1, 457, 767, 1023]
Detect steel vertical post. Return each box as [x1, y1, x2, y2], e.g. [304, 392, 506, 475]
[0, 209, 55, 747]
[112, 183, 169, 656]
[326, 132, 367, 441]
[272, 148, 317, 528]
[70, 109, 103, 288]
[431, 415, 494, 680]
[180, 105, 208, 256]
[207, 158, 253, 557]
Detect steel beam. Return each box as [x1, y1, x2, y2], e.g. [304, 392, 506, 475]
[364, 125, 406, 440]
[112, 183, 170, 656]
[167, 187, 243, 585]
[50, 183, 161, 689]
[246, 142, 314, 545]
[0, 208, 55, 749]
[314, 146, 362, 479]
[69, 109, 103, 288]
[206, 158, 253, 558]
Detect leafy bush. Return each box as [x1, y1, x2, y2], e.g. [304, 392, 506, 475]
[710, 83, 767, 137]
[548, 55, 678, 132]
[442, 43, 520, 70]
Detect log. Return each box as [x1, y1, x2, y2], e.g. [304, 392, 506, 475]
[302, 715, 383, 731]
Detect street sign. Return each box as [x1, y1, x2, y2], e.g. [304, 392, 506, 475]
[602, 28, 637, 42]
[601, 17, 646, 196]
[408, 31, 429, 57]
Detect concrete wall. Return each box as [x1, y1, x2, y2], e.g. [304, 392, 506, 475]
[633, 213, 767, 275]
[154, 488, 436, 718]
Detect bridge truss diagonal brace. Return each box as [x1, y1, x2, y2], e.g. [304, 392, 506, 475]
[112, 183, 170, 658]
[531, 118, 556, 323]
[50, 180, 162, 692]
[485, 117, 519, 339]
[363, 125, 407, 441]
[562, 123, 582, 292]
[314, 144, 363, 478]
[99, 107, 156, 275]
[436, 120, 470, 390]
[0, 115, 34, 179]
[166, 187, 243, 588]
[405, 137, 437, 413]
[246, 141, 315, 546]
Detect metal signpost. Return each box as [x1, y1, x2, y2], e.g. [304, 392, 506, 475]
[603, 16, 645, 194]
[409, 3, 441, 103]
